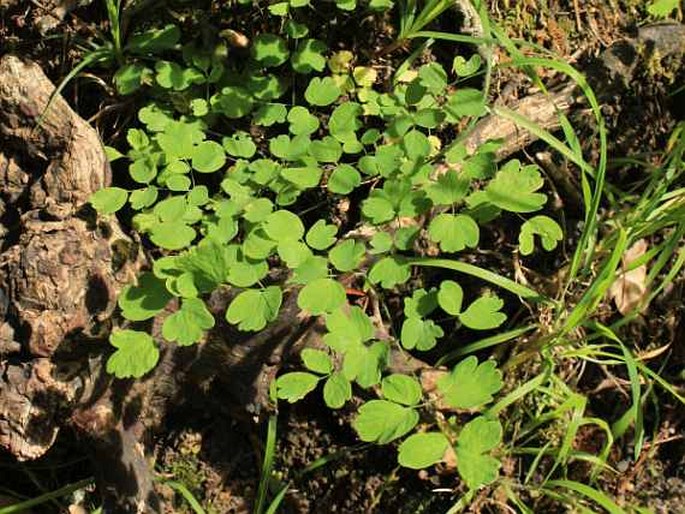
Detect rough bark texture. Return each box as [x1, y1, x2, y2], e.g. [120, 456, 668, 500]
[0, 55, 157, 512]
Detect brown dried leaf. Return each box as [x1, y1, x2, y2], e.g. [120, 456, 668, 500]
[609, 239, 649, 315]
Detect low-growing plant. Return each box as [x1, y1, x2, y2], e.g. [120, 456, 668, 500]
[48, 0, 184, 107]
[88, 0, 586, 497]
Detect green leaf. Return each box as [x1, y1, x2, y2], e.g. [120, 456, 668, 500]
[268, 1, 289, 15]
[211, 86, 254, 118]
[459, 294, 507, 330]
[263, 210, 305, 242]
[404, 288, 438, 318]
[362, 196, 395, 225]
[275, 372, 319, 403]
[129, 157, 157, 184]
[395, 226, 419, 251]
[298, 278, 346, 315]
[277, 239, 312, 268]
[414, 108, 445, 129]
[191, 141, 226, 173]
[349, 341, 388, 388]
[285, 20, 309, 38]
[270, 134, 310, 161]
[127, 24, 180, 54]
[428, 213, 479, 253]
[323, 372, 352, 408]
[281, 165, 322, 189]
[519, 215, 563, 255]
[305, 220, 337, 250]
[190, 98, 208, 116]
[290, 255, 329, 284]
[437, 356, 503, 409]
[287, 106, 320, 135]
[153, 196, 186, 222]
[138, 105, 172, 131]
[301, 348, 333, 374]
[328, 164, 361, 194]
[438, 280, 464, 316]
[353, 400, 419, 444]
[251, 34, 289, 67]
[648, 0, 679, 17]
[107, 329, 159, 379]
[166, 174, 191, 191]
[425, 170, 469, 206]
[253, 103, 288, 126]
[149, 222, 196, 250]
[129, 186, 158, 210]
[452, 54, 482, 76]
[175, 240, 230, 292]
[369, 231, 393, 255]
[445, 88, 486, 120]
[485, 160, 546, 213]
[328, 239, 366, 272]
[105, 145, 124, 162]
[243, 198, 274, 223]
[381, 374, 422, 406]
[455, 416, 503, 489]
[223, 133, 257, 158]
[225, 253, 269, 288]
[403, 129, 431, 162]
[157, 120, 204, 159]
[329, 102, 362, 143]
[405, 79, 427, 105]
[418, 62, 447, 94]
[118, 272, 172, 321]
[291, 39, 327, 73]
[243, 228, 277, 259]
[226, 286, 283, 331]
[304, 77, 341, 106]
[114, 63, 149, 95]
[325, 306, 375, 346]
[246, 73, 287, 101]
[368, 257, 410, 288]
[90, 187, 128, 214]
[162, 298, 215, 346]
[310, 136, 342, 163]
[155, 61, 204, 90]
[398, 432, 450, 470]
[400, 317, 444, 351]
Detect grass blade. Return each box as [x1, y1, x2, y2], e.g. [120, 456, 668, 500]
[545, 479, 627, 514]
[408, 258, 545, 301]
[254, 412, 278, 514]
[0, 478, 93, 514]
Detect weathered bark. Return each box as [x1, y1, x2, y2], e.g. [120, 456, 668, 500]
[0, 55, 157, 512]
